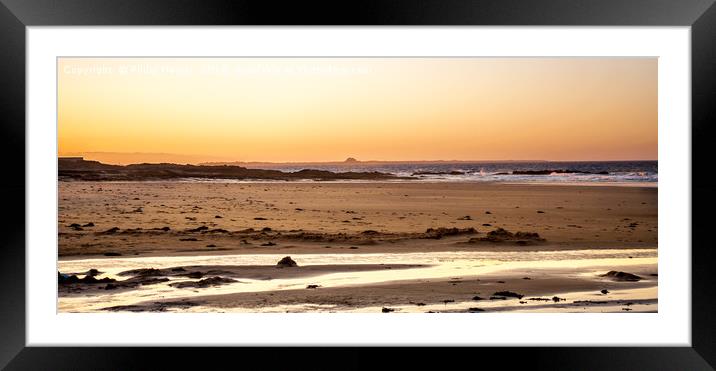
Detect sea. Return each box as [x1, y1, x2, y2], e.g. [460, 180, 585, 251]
[228, 160, 658, 185]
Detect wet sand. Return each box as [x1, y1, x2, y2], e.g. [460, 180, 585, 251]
[104, 263, 656, 313]
[58, 181, 657, 313]
[59, 263, 426, 296]
[58, 250, 657, 313]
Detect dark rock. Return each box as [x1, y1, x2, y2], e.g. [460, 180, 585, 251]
[601, 289, 609, 294]
[261, 242, 277, 246]
[381, 307, 395, 313]
[511, 169, 609, 175]
[306, 284, 320, 289]
[276, 256, 298, 268]
[469, 228, 544, 244]
[262, 227, 272, 232]
[139, 277, 170, 286]
[118, 268, 163, 277]
[58, 271, 116, 285]
[488, 228, 512, 237]
[468, 307, 485, 312]
[188, 226, 209, 232]
[103, 252, 122, 256]
[179, 238, 199, 241]
[493, 291, 524, 299]
[58, 272, 76, 284]
[254, 217, 268, 220]
[206, 244, 217, 248]
[85, 269, 101, 277]
[215, 215, 223, 218]
[515, 231, 541, 239]
[411, 170, 465, 176]
[490, 296, 507, 300]
[472, 296, 485, 301]
[82, 222, 95, 227]
[573, 300, 609, 305]
[423, 227, 477, 239]
[102, 301, 201, 312]
[169, 277, 236, 288]
[99, 227, 120, 235]
[600, 271, 642, 282]
[552, 296, 565, 302]
[457, 215, 472, 220]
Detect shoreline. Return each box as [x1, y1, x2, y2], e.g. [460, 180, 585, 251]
[58, 244, 658, 261]
[57, 158, 657, 184]
[58, 178, 658, 188]
[58, 253, 657, 313]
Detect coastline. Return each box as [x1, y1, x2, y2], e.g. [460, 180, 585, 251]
[57, 157, 658, 184]
[58, 178, 658, 188]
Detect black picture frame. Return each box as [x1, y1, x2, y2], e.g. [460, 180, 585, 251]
[1, 0, 715, 369]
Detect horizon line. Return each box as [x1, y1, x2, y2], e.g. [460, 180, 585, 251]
[58, 154, 658, 166]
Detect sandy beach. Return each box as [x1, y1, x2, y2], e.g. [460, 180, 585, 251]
[59, 181, 656, 256]
[58, 181, 657, 313]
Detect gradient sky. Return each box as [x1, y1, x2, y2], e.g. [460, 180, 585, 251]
[58, 57, 657, 164]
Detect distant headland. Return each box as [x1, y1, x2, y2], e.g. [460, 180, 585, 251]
[57, 157, 402, 181]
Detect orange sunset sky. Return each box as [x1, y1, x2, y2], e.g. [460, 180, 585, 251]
[58, 57, 657, 165]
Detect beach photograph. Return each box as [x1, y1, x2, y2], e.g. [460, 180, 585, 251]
[57, 57, 657, 313]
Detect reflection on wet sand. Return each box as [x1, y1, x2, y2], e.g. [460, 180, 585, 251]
[59, 249, 657, 313]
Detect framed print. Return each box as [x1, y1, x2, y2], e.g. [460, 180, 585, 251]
[2, 0, 715, 369]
